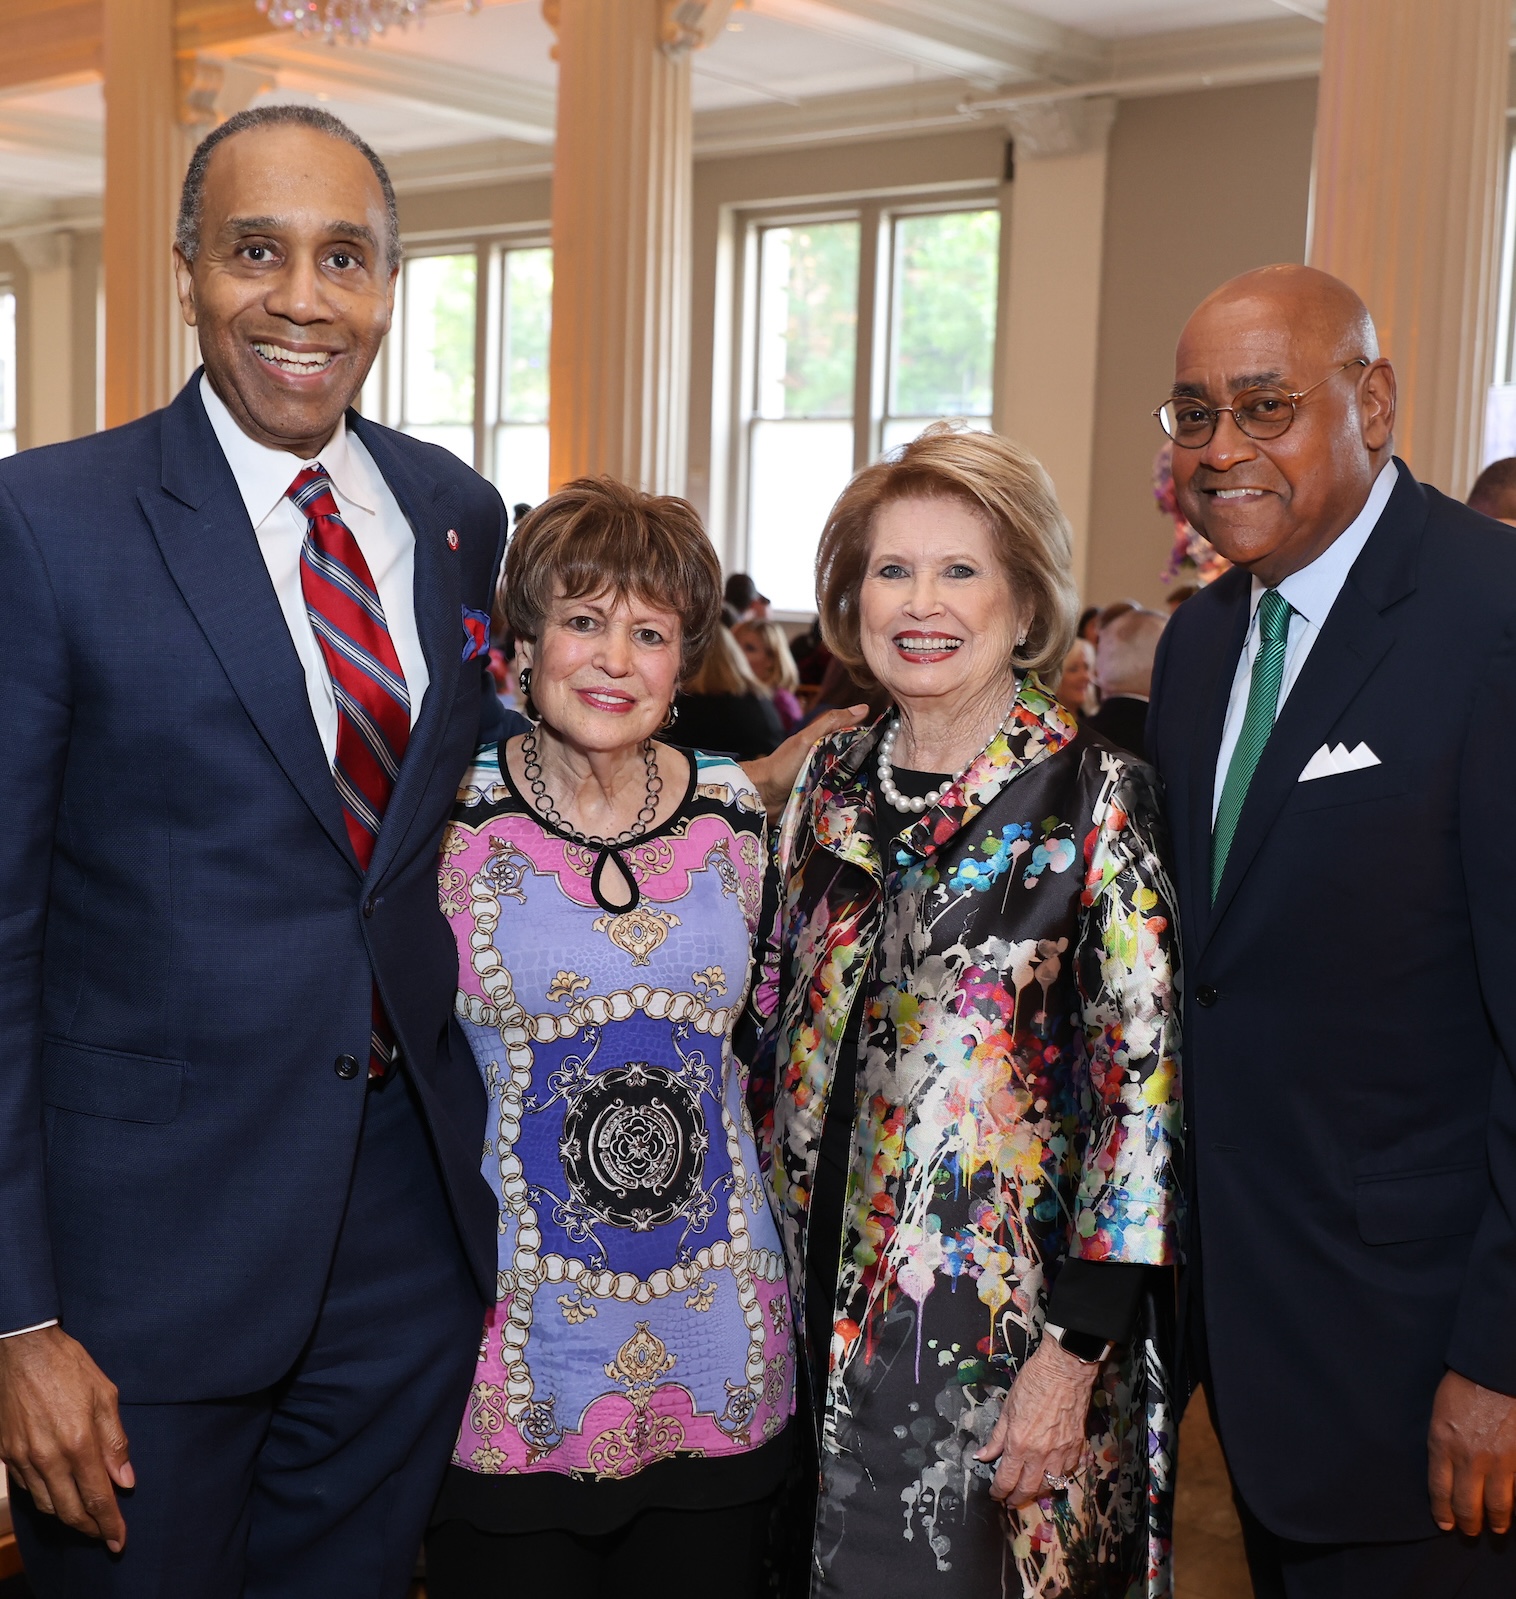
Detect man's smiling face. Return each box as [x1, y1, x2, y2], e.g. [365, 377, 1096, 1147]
[1168, 270, 1395, 589]
[173, 122, 397, 459]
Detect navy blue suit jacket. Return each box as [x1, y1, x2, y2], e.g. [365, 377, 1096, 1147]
[1148, 460, 1516, 1542]
[0, 377, 505, 1401]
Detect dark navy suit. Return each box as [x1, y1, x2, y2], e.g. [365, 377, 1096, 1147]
[0, 377, 506, 1594]
[1148, 462, 1516, 1589]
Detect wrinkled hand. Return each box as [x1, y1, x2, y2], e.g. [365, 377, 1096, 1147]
[0, 1325, 133, 1551]
[975, 1338, 1099, 1508]
[1428, 1369, 1516, 1536]
[741, 704, 870, 819]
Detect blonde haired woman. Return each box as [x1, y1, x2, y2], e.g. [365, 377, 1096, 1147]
[752, 425, 1182, 1596]
[734, 619, 805, 734]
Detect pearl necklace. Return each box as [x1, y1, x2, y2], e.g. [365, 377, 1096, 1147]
[876, 707, 1013, 814]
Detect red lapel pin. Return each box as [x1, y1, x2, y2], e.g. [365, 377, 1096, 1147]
[446, 529, 459, 550]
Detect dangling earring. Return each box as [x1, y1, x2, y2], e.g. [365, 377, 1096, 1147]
[518, 666, 538, 721]
[661, 699, 679, 732]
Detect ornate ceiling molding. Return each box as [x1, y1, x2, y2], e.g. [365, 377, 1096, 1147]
[1002, 95, 1115, 159]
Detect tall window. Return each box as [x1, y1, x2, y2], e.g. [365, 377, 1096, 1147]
[736, 201, 1001, 613]
[749, 222, 860, 612]
[882, 210, 999, 453]
[0, 289, 16, 458]
[365, 238, 552, 511]
[399, 253, 477, 465]
[495, 247, 552, 512]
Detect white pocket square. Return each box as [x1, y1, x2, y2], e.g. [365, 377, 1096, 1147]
[1298, 741, 1381, 782]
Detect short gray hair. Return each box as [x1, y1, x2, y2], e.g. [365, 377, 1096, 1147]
[176, 105, 401, 273]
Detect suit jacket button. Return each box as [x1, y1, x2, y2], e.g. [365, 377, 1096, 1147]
[334, 1054, 360, 1080]
[1195, 984, 1218, 1008]
[362, 895, 376, 919]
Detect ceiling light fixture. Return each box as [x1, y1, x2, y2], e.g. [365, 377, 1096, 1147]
[255, 0, 478, 45]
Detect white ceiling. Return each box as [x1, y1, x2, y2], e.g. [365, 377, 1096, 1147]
[0, 0, 1328, 220]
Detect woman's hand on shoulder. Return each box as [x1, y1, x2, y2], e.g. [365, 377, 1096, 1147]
[976, 1336, 1100, 1508]
[740, 704, 870, 820]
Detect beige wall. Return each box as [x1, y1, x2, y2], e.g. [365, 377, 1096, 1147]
[397, 177, 552, 238]
[1087, 76, 1318, 609]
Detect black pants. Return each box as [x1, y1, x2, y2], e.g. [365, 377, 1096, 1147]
[426, 1497, 776, 1599]
[13, 1071, 485, 1599]
[1233, 1490, 1511, 1599]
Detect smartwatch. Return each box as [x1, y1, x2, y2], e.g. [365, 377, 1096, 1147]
[1043, 1322, 1114, 1364]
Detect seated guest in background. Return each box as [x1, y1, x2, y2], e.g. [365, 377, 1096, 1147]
[676, 626, 785, 760]
[724, 571, 770, 624]
[752, 424, 1182, 1597]
[1076, 603, 1101, 644]
[1089, 607, 1166, 759]
[427, 478, 795, 1598]
[1164, 580, 1200, 613]
[1055, 635, 1097, 716]
[1466, 456, 1516, 526]
[1149, 263, 1516, 1596]
[734, 618, 805, 733]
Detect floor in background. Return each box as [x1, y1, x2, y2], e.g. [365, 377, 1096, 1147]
[1174, 1393, 1252, 1599]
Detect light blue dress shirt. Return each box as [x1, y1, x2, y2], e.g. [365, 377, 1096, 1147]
[1211, 460, 1398, 823]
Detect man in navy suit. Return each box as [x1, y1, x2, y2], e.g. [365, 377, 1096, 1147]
[1148, 264, 1516, 1596]
[0, 107, 507, 1596]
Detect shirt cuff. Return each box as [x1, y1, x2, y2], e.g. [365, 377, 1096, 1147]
[0, 1319, 58, 1340]
[1045, 1260, 1149, 1345]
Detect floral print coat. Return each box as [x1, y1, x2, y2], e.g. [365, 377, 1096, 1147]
[749, 675, 1183, 1598]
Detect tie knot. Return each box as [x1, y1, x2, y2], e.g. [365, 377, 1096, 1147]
[289, 463, 339, 520]
[1258, 588, 1292, 645]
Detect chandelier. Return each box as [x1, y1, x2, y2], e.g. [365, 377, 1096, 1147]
[255, 0, 475, 44]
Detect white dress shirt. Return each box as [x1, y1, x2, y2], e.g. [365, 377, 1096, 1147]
[200, 375, 429, 763]
[1211, 460, 1398, 823]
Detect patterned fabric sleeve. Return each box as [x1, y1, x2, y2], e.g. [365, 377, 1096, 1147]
[1069, 753, 1183, 1266]
[735, 738, 827, 1171]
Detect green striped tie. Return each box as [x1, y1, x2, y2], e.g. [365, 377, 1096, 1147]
[1211, 588, 1293, 900]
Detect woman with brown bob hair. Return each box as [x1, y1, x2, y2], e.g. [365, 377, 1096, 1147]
[751, 426, 1183, 1596]
[426, 478, 796, 1597]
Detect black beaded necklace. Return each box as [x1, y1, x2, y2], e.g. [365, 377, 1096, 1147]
[520, 726, 664, 912]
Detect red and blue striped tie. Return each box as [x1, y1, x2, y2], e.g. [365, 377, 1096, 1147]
[290, 464, 410, 1076]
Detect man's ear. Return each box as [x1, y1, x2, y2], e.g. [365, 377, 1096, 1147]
[1360, 358, 1396, 453]
[172, 245, 199, 328]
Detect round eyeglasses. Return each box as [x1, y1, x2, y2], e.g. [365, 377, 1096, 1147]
[1153, 358, 1369, 448]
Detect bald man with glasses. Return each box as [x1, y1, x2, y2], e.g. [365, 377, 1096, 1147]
[1146, 264, 1516, 1598]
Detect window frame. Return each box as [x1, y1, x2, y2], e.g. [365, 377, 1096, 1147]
[721, 186, 1003, 616]
[363, 222, 552, 487]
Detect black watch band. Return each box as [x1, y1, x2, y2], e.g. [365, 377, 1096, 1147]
[1044, 1322, 1114, 1363]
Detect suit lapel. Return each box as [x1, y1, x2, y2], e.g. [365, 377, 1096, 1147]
[1207, 461, 1426, 931]
[351, 415, 465, 887]
[141, 378, 358, 872]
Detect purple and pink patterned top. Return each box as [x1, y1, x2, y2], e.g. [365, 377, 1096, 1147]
[439, 743, 795, 1480]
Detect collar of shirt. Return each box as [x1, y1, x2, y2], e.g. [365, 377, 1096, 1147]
[200, 372, 378, 530]
[1246, 458, 1399, 633]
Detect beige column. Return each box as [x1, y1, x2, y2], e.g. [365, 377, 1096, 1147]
[544, 0, 733, 494]
[1309, 0, 1508, 497]
[16, 232, 75, 448]
[102, 0, 184, 426]
[995, 97, 1116, 600]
